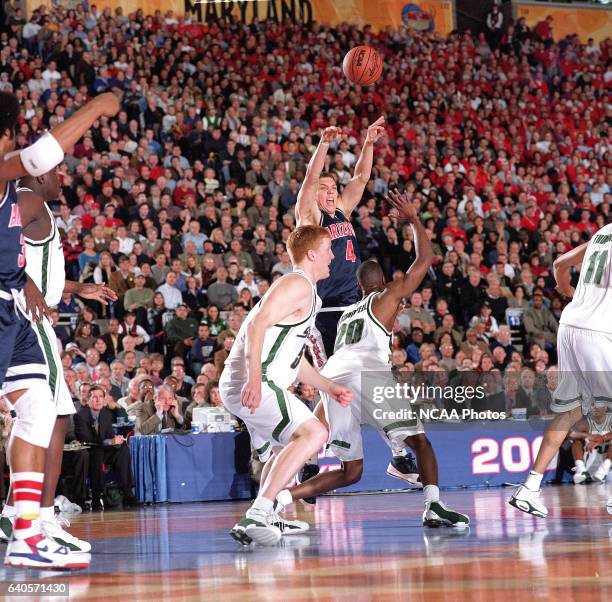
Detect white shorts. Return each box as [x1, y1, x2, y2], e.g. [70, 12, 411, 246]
[220, 378, 314, 450]
[322, 363, 424, 462]
[552, 324, 612, 414]
[31, 316, 75, 416]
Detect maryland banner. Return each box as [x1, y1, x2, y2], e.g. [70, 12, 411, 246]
[28, 1, 455, 36]
[515, 1, 612, 44]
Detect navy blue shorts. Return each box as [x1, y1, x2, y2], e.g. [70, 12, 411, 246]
[315, 310, 344, 358]
[0, 298, 47, 392]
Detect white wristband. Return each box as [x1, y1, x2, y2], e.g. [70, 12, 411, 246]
[20, 132, 64, 177]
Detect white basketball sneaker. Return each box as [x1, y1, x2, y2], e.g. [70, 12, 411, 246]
[230, 508, 281, 546]
[591, 461, 609, 483]
[5, 524, 90, 569]
[243, 508, 281, 546]
[41, 515, 91, 553]
[509, 485, 548, 518]
[270, 514, 310, 535]
[572, 464, 589, 484]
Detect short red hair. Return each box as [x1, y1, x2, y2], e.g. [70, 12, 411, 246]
[287, 225, 330, 264]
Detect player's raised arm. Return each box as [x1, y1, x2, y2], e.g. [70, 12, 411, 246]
[373, 190, 435, 326]
[553, 242, 588, 298]
[242, 274, 313, 412]
[339, 116, 385, 215]
[296, 126, 342, 225]
[0, 93, 120, 183]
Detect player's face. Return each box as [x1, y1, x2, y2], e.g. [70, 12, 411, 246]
[317, 177, 338, 215]
[311, 236, 334, 280]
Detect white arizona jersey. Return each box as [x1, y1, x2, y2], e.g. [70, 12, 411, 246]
[326, 292, 392, 372]
[560, 224, 612, 334]
[22, 199, 65, 307]
[221, 270, 319, 392]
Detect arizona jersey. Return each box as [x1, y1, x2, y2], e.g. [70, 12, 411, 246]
[22, 199, 65, 307]
[0, 181, 26, 293]
[327, 292, 392, 372]
[318, 209, 360, 308]
[220, 270, 319, 392]
[560, 224, 612, 334]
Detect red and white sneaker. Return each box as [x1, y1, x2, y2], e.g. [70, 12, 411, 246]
[5, 530, 90, 570]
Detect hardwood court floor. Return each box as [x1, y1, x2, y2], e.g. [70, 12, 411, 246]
[0, 485, 610, 601]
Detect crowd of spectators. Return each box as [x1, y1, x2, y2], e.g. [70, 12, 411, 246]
[0, 3, 610, 450]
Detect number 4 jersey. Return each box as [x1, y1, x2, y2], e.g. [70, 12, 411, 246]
[560, 223, 612, 334]
[318, 209, 361, 309]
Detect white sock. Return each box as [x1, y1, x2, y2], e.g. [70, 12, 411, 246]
[276, 489, 293, 510]
[2, 504, 15, 517]
[525, 471, 543, 491]
[423, 485, 439, 505]
[39, 506, 55, 522]
[250, 495, 274, 515]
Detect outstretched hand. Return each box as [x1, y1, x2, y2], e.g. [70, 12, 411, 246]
[386, 189, 419, 223]
[365, 116, 386, 144]
[320, 126, 343, 144]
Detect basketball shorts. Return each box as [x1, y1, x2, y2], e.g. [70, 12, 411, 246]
[0, 297, 48, 394]
[31, 316, 75, 416]
[551, 324, 612, 414]
[219, 377, 314, 451]
[315, 310, 344, 359]
[321, 362, 424, 462]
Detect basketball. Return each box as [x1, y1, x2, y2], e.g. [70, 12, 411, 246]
[342, 45, 383, 86]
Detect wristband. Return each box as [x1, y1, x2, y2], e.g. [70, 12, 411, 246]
[20, 132, 64, 177]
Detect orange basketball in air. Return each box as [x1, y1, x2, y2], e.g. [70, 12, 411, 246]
[342, 46, 383, 86]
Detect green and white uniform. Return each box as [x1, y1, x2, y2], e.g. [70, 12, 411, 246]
[219, 270, 318, 451]
[19, 189, 74, 416]
[553, 224, 612, 414]
[584, 411, 612, 474]
[322, 292, 423, 462]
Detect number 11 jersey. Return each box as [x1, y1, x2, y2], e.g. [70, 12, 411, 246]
[560, 223, 612, 334]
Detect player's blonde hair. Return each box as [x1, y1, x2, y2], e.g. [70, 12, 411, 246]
[287, 225, 330, 264]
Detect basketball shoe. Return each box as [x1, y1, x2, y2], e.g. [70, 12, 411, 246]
[298, 464, 320, 505]
[591, 459, 610, 483]
[230, 508, 281, 546]
[423, 501, 470, 528]
[509, 485, 548, 518]
[5, 522, 90, 569]
[0, 509, 15, 543]
[572, 461, 589, 484]
[41, 515, 91, 553]
[386, 453, 421, 487]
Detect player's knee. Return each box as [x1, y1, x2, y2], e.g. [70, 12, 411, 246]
[405, 433, 430, 452]
[11, 384, 56, 448]
[306, 419, 328, 451]
[343, 460, 363, 485]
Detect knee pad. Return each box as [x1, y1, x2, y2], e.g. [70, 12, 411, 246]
[10, 383, 56, 448]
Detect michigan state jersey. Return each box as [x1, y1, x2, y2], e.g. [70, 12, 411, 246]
[221, 270, 319, 392]
[21, 198, 65, 307]
[329, 292, 392, 370]
[587, 412, 612, 454]
[561, 224, 612, 334]
[318, 209, 360, 309]
[0, 181, 26, 293]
